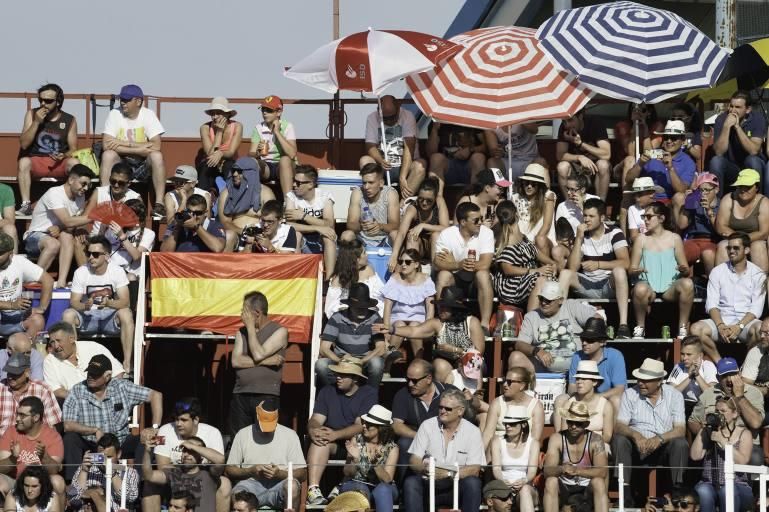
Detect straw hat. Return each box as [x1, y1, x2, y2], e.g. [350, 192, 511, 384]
[328, 357, 366, 379]
[501, 405, 531, 424]
[631, 358, 666, 380]
[325, 491, 370, 512]
[558, 401, 596, 422]
[573, 360, 603, 381]
[205, 96, 237, 117]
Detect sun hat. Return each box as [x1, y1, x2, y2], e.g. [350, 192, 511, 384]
[559, 400, 596, 422]
[261, 95, 283, 110]
[573, 360, 604, 381]
[205, 96, 237, 117]
[461, 350, 483, 380]
[361, 404, 393, 425]
[339, 283, 378, 309]
[580, 317, 608, 341]
[538, 281, 564, 301]
[623, 176, 664, 195]
[691, 173, 719, 190]
[174, 165, 198, 182]
[631, 358, 666, 380]
[328, 357, 367, 379]
[477, 168, 512, 188]
[732, 168, 761, 187]
[501, 405, 531, 424]
[119, 84, 143, 101]
[653, 119, 687, 136]
[518, 163, 548, 185]
[325, 491, 370, 512]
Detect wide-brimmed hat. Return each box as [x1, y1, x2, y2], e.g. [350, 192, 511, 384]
[205, 96, 237, 117]
[435, 286, 469, 310]
[653, 119, 687, 136]
[573, 360, 604, 381]
[559, 401, 596, 422]
[623, 176, 664, 195]
[732, 168, 761, 187]
[461, 350, 483, 380]
[632, 358, 666, 380]
[340, 283, 378, 309]
[501, 405, 531, 424]
[518, 163, 548, 185]
[326, 491, 370, 512]
[361, 404, 393, 425]
[328, 356, 366, 379]
[580, 317, 609, 341]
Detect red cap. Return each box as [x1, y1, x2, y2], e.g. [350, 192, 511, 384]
[261, 95, 283, 110]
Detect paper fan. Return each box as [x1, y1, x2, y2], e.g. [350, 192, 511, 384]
[88, 201, 139, 228]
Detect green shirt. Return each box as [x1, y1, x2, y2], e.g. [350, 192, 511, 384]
[0, 184, 14, 214]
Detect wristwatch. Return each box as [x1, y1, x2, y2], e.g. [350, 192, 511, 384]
[739, 323, 745, 330]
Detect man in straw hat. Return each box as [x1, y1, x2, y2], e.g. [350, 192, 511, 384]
[613, 358, 688, 505]
[317, 282, 386, 387]
[404, 388, 485, 512]
[556, 108, 612, 200]
[543, 400, 608, 512]
[197, 96, 242, 192]
[306, 357, 377, 506]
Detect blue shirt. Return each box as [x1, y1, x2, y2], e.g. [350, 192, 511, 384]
[313, 384, 378, 431]
[165, 218, 225, 253]
[714, 111, 767, 165]
[641, 150, 696, 201]
[568, 347, 627, 394]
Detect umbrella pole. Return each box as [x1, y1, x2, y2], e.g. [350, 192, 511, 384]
[634, 106, 641, 161]
[377, 96, 392, 187]
[508, 125, 513, 200]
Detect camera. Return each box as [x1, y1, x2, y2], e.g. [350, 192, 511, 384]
[175, 210, 191, 223]
[91, 453, 105, 464]
[705, 412, 722, 430]
[242, 225, 264, 238]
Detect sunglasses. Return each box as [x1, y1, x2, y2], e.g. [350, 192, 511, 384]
[187, 210, 206, 217]
[407, 374, 429, 384]
[398, 259, 415, 265]
[505, 379, 524, 385]
[109, 179, 129, 187]
[86, 251, 105, 258]
[293, 179, 313, 186]
[362, 422, 378, 429]
[493, 493, 514, 501]
[417, 196, 434, 203]
[38, 97, 56, 104]
[672, 500, 694, 508]
[566, 187, 584, 193]
[538, 297, 554, 305]
[438, 405, 455, 412]
[382, 114, 398, 123]
[662, 136, 684, 142]
[466, 217, 482, 224]
[261, 107, 277, 113]
[726, 245, 743, 252]
[641, 214, 658, 220]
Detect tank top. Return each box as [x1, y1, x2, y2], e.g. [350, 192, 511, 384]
[232, 321, 285, 395]
[26, 110, 75, 156]
[729, 196, 763, 233]
[494, 394, 538, 437]
[499, 436, 533, 483]
[565, 396, 606, 439]
[436, 318, 472, 351]
[358, 186, 393, 246]
[15, 498, 51, 511]
[640, 247, 678, 293]
[560, 430, 593, 487]
[207, 121, 237, 151]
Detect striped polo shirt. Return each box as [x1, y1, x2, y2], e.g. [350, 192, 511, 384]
[321, 310, 385, 356]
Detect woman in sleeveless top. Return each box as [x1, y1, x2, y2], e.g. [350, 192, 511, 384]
[388, 178, 449, 270]
[325, 239, 385, 318]
[491, 406, 540, 512]
[454, 168, 505, 229]
[629, 201, 693, 339]
[691, 397, 754, 512]
[197, 97, 243, 193]
[511, 164, 557, 264]
[715, 169, 769, 271]
[482, 367, 545, 451]
[4, 466, 58, 512]
[553, 361, 614, 445]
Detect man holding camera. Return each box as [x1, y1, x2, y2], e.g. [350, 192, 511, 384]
[160, 193, 225, 253]
[242, 200, 301, 253]
[625, 120, 696, 202]
[689, 357, 765, 465]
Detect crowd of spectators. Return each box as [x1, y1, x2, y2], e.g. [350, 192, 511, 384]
[6, 82, 769, 511]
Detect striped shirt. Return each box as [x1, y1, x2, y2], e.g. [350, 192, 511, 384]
[321, 310, 385, 356]
[0, 380, 62, 436]
[617, 384, 685, 438]
[578, 225, 628, 282]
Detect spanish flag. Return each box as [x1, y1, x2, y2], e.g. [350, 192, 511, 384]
[150, 253, 322, 342]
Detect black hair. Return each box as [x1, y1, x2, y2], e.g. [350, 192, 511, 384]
[644, 201, 673, 231]
[727, 231, 751, 248]
[170, 490, 197, 510]
[332, 239, 365, 289]
[14, 466, 53, 507]
[294, 164, 318, 185]
[174, 397, 203, 420]
[97, 433, 121, 452]
[111, 162, 132, 178]
[244, 291, 269, 316]
[232, 491, 259, 510]
[38, 83, 64, 108]
[582, 197, 606, 217]
[87, 235, 111, 255]
[187, 193, 207, 208]
[565, 173, 589, 190]
[68, 164, 96, 181]
[418, 176, 440, 195]
[555, 217, 575, 242]
[455, 201, 481, 222]
[732, 90, 752, 106]
[18, 396, 43, 421]
[125, 198, 146, 224]
[261, 199, 283, 218]
[360, 162, 384, 178]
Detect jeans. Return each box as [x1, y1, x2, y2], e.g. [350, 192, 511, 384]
[709, 154, 767, 195]
[695, 480, 753, 512]
[402, 474, 482, 512]
[338, 480, 398, 512]
[315, 356, 384, 387]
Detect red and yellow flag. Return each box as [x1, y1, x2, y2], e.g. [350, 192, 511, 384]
[150, 253, 322, 342]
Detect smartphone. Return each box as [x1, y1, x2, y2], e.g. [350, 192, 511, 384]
[644, 148, 665, 159]
[91, 453, 105, 464]
[684, 189, 702, 210]
[647, 496, 666, 508]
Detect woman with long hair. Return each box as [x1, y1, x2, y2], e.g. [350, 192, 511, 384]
[552, 360, 614, 445]
[482, 367, 545, 450]
[325, 239, 384, 318]
[511, 164, 556, 263]
[691, 397, 753, 512]
[4, 466, 58, 512]
[388, 177, 449, 271]
[336, 405, 399, 512]
[490, 406, 540, 512]
[629, 201, 694, 339]
[196, 97, 243, 193]
[382, 248, 436, 359]
[493, 200, 555, 311]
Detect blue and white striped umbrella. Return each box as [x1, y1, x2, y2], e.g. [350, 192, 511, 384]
[536, 1, 729, 103]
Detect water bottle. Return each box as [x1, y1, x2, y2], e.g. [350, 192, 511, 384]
[34, 332, 48, 356]
[361, 203, 373, 223]
[502, 322, 513, 340]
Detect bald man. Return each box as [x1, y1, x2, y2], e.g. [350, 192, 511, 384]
[0, 332, 43, 381]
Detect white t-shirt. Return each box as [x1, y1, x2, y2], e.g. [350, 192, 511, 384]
[43, 340, 124, 392]
[435, 225, 495, 262]
[286, 189, 334, 219]
[153, 422, 224, 464]
[269, 223, 297, 252]
[627, 204, 647, 234]
[103, 107, 164, 142]
[71, 263, 129, 311]
[0, 256, 44, 302]
[107, 227, 155, 276]
[364, 109, 419, 165]
[26, 185, 84, 235]
[741, 346, 765, 382]
[555, 194, 600, 232]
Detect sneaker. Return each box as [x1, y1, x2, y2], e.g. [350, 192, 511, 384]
[632, 326, 645, 339]
[326, 486, 340, 501]
[16, 201, 33, 216]
[678, 325, 688, 338]
[306, 486, 327, 506]
[152, 202, 166, 220]
[615, 324, 631, 339]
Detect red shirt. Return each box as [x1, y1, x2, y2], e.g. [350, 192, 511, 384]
[0, 425, 63, 475]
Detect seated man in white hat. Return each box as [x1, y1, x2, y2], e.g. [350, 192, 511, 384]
[612, 358, 688, 506]
[543, 401, 608, 512]
[162, 165, 212, 226]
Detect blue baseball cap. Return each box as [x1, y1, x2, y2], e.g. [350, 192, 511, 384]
[716, 357, 739, 378]
[119, 84, 144, 101]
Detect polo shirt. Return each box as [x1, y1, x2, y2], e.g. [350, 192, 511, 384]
[313, 384, 377, 431]
[617, 384, 685, 438]
[641, 150, 696, 201]
[408, 417, 487, 468]
[567, 347, 627, 393]
[321, 311, 384, 356]
[43, 341, 124, 393]
[391, 382, 456, 430]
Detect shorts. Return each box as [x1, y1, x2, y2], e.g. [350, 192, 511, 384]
[302, 233, 323, 254]
[684, 238, 717, 266]
[260, 160, 280, 182]
[232, 478, 299, 509]
[383, 165, 401, 184]
[559, 481, 593, 508]
[573, 274, 615, 300]
[701, 318, 760, 343]
[0, 310, 26, 337]
[76, 308, 120, 335]
[23, 231, 49, 258]
[444, 158, 470, 185]
[29, 156, 68, 180]
[122, 156, 151, 182]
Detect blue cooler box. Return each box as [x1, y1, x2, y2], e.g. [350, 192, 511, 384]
[366, 246, 392, 283]
[31, 289, 72, 330]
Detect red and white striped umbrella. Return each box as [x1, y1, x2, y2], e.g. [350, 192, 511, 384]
[284, 29, 461, 95]
[406, 26, 594, 129]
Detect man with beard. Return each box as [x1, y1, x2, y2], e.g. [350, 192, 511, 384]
[543, 401, 608, 512]
[341, 163, 400, 247]
[0, 353, 60, 436]
[23, 164, 94, 288]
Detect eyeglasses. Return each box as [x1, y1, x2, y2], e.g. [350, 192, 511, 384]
[14, 412, 33, 418]
[466, 217, 482, 224]
[293, 179, 313, 186]
[398, 259, 415, 265]
[641, 214, 658, 220]
[407, 374, 429, 384]
[38, 97, 56, 104]
[86, 251, 105, 258]
[566, 187, 584, 193]
[672, 500, 695, 509]
[109, 179, 129, 187]
[726, 245, 743, 252]
[438, 405, 455, 412]
[505, 379, 524, 386]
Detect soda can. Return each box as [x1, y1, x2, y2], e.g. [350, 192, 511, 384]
[260, 139, 270, 156]
[661, 325, 671, 339]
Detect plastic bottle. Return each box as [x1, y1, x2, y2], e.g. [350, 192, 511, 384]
[361, 203, 373, 223]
